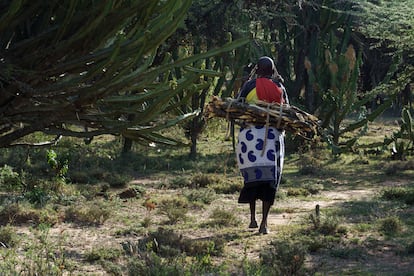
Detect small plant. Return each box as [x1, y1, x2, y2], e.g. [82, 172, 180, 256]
[205, 208, 240, 228]
[0, 225, 19, 247]
[85, 247, 122, 262]
[209, 179, 243, 194]
[158, 197, 188, 224]
[64, 200, 112, 225]
[25, 185, 50, 207]
[297, 154, 322, 175]
[141, 216, 152, 228]
[330, 244, 364, 260]
[183, 188, 216, 205]
[191, 173, 216, 188]
[260, 239, 307, 275]
[0, 165, 23, 192]
[287, 187, 310, 197]
[47, 149, 69, 181]
[378, 216, 403, 235]
[309, 205, 343, 235]
[381, 187, 414, 205]
[11, 225, 70, 275]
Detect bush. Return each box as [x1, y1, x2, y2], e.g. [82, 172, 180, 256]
[204, 208, 240, 228]
[260, 239, 307, 275]
[183, 188, 216, 205]
[381, 187, 414, 205]
[297, 154, 323, 175]
[158, 197, 188, 224]
[209, 179, 242, 194]
[85, 247, 122, 262]
[0, 165, 23, 192]
[0, 225, 19, 247]
[378, 216, 403, 235]
[64, 200, 112, 225]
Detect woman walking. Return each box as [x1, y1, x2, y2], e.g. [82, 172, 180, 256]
[236, 56, 289, 234]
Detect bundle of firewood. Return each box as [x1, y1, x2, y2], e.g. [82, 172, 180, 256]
[205, 96, 320, 139]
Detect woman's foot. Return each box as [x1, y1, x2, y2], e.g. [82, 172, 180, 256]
[249, 220, 258, 228]
[259, 224, 269, 234]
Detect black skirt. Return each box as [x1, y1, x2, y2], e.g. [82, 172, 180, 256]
[238, 181, 276, 205]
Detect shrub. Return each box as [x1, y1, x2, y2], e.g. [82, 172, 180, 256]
[378, 216, 403, 235]
[309, 206, 343, 236]
[168, 176, 192, 189]
[209, 179, 242, 194]
[158, 197, 188, 224]
[0, 225, 19, 247]
[183, 188, 216, 205]
[64, 200, 112, 225]
[122, 227, 225, 259]
[0, 165, 23, 192]
[204, 208, 240, 228]
[85, 247, 122, 262]
[260, 239, 307, 275]
[0, 203, 58, 226]
[191, 173, 215, 188]
[297, 154, 322, 175]
[287, 187, 310, 197]
[381, 187, 414, 205]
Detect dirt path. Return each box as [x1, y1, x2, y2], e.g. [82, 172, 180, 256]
[12, 180, 414, 275]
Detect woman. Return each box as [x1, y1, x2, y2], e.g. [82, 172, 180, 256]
[236, 56, 288, 234]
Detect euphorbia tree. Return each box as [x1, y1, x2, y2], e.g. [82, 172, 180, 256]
[0, 0, 248, 148]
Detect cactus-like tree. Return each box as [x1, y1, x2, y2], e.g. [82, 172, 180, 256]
[0, 0, 248, 148]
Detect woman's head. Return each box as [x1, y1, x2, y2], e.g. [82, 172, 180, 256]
[256, 56, 275, 77]
[255, 56, 284, 82]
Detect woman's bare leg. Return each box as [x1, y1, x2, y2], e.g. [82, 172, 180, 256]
[259, 201, 271, 234]
[249, 200, 258, 228]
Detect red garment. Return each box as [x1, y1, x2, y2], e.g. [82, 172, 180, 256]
[255, 78, 283, 104]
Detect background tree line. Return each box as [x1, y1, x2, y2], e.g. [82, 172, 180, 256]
[1, 0, 413, 157]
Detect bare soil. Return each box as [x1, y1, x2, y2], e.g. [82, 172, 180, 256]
[12, 176, 414, 275]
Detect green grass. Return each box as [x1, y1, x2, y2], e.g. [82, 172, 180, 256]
[0, 121, 413, 274]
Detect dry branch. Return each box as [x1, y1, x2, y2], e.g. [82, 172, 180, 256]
[205, 96, 320, 139]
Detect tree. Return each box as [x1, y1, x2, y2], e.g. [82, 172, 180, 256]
[0, 0, 248, 148]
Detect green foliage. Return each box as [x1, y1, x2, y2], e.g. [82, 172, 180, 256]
[0, 0, 248, 148]
[158, 197, 189, 224]
[25, 185, 50, 207]
[183, 188, 216, 205]
[46, 149, 69, 180]
[260, 239, 307, 276]
[0, 165, 23, 192]
[383, 160, 414, 176]
[389, 108, 414, 160]
[204, 208, 241, 228]
[64, 200, 112, 225]
[378, 216, 403, 236]
[0, 226, 69, 275]
[381, 186, 414, 205]
[122, 227, 225, 275]
[85, 247, 122, 263]
[309, 205, 344, 236]
[0, 225, 19, 248]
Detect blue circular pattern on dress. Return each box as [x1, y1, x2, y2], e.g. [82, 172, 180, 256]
[255, 139, 264, 150]
[255, 126, 264, 129]
[241, 141, 247, 153]
[248, 151, 256, 162]
[238, 153, 244, 164]
[267, 149, 275, 161]
[246, 130, 254, 141]
[254, 168, 262, 179]
[267, 128, 275, 139]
